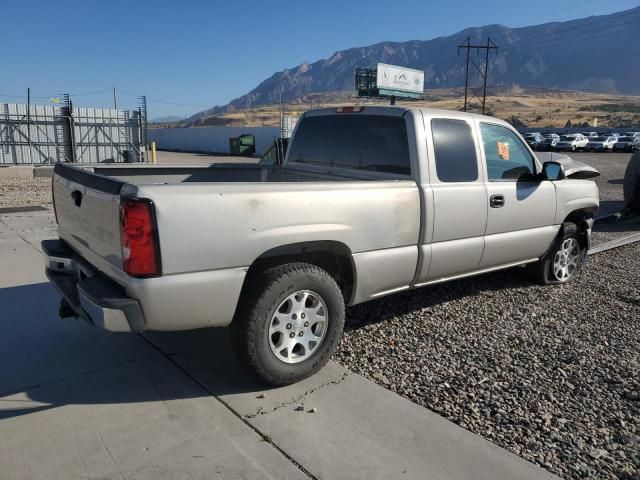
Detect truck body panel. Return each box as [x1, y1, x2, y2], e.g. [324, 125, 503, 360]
[45, 107, 600, 334]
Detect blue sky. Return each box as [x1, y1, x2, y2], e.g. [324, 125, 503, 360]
[1, 0, 637, 118]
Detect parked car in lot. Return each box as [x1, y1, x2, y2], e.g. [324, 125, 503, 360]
[523, 132, 546, 150]
[581, 131, 598, 138]
[555, 134, 590, 151]
[541, 133, 560, 151]
[43, 107, 600, 385]
[613, 136, 638, 152]
[588, 136, 617, 152]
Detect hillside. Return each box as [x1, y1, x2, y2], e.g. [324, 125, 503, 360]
[190, 6, 639, 121]
[173, 87, 640, 130]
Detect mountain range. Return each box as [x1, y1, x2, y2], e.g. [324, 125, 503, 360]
[191, 7, 640, 120]
[150, 115, 184, 124]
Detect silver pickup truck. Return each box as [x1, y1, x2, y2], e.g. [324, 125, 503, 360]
[43, 107, 599, 385]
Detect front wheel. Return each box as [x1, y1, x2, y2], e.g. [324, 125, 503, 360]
[528, 222, 585, 285]
[232, 262, 345, 385]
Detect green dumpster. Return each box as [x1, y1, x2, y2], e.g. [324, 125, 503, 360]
[229, 134, 256, 155]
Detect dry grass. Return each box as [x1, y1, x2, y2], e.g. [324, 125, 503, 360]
[185, 86, 640, 130]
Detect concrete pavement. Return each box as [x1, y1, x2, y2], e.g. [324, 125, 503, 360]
[0, 209, 559, 480]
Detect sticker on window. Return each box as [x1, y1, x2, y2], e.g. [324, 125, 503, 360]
[497, 141, 510, 160]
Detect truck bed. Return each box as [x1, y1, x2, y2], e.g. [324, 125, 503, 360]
[68, 163, 366, 186]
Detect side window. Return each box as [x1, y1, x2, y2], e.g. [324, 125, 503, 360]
[480, 123, 536, 182]
[431, 118, 478, 182]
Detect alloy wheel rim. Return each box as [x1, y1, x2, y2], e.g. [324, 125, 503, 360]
[268, 290, 328, 364]
[553, 238, 580, 282]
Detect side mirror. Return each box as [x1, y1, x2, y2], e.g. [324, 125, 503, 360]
[542, 161, 565, 181]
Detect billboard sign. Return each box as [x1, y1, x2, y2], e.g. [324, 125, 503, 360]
[376, 63, 424, 95]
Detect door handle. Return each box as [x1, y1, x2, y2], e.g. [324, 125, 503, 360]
[490, 194, 505, 208]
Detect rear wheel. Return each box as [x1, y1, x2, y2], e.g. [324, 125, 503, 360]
[232, 262, 345, 385]
[528, 222, 585, 285]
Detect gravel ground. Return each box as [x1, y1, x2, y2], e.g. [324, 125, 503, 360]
[0, 177, 51, 209]
[335, 244, 640, 480]
[334, 152, 640, 480]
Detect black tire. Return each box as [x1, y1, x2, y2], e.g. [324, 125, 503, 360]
[623, 151, 640, 209]
[231, 262, 345, 385]
[527, 222, 585, 285]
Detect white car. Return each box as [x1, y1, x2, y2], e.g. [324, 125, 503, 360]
[555, 134, 590, 151]
[587, 136, 617, 152]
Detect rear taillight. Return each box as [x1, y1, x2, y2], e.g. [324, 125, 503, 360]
[120, 199, 161, 277]
[336, 106, 363, 113]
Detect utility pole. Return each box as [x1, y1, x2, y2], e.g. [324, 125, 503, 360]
[481, 38, 491, 114]
[457, 37, 498, 114]
[113, 87, 118, 110]
[461, 37, 470, 112]
[279, 90, 284, 137]
[27, 88, 32, 164]
[26, 88, 31, 144]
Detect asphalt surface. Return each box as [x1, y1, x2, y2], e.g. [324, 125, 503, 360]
[156, 150, 259, 164]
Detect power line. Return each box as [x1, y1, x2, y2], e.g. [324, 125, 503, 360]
[1, 88, 113, 99]
[1, 88, 211, 111]
[505, 17, 640, 52]
[68, 88, 113, 96]
[502, 23, 639, 56]
[117, 88, 210, 108]
[505, 8, 639, 49]
[528, 0, 600, 23]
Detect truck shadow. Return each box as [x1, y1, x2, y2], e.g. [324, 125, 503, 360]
[5, 269, 529, 420]
[344, 266, 531, 332]
[0, 282, 264, 421]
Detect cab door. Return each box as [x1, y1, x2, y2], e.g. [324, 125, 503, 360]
[415, 116, 488, 284]
[477, 122, 558, 269]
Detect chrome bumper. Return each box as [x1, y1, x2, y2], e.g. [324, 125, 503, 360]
[42, 239, 145, 332]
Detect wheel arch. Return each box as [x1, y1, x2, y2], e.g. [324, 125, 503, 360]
[563, 207, 597, 249]
[241, 241, 357, 305]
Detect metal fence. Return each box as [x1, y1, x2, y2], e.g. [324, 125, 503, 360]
[148, 126, 281, 155]
[0, 101, 145, 164]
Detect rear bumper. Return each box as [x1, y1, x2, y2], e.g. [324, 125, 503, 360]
[42, 239, 145, 332]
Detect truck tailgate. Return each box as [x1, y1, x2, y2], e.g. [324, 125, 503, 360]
[53, 164, 125, 272]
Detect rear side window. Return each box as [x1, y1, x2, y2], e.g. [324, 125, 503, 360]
[431, 118, 478, 182]
[287, 115, 411, 175]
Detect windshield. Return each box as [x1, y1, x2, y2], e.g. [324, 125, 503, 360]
[560, 136, 574, 141]
[594, 137, 609, 141]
